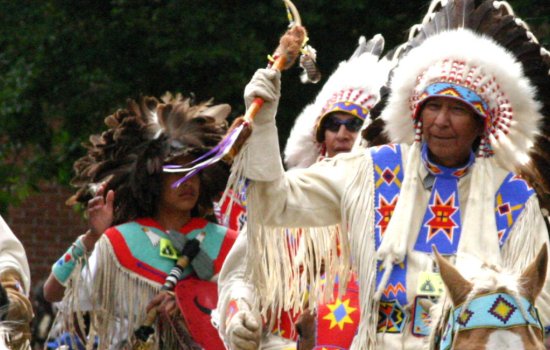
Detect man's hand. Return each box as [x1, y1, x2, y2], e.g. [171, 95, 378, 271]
[243, 68, 281, 126]
[82, 183, 115, 250]
[296, 309, 316, 350]
[146, 291, 178, 317]
[226, 299, 261, 350]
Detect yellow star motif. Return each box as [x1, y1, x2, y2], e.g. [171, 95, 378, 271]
[322, 298, 357, 330]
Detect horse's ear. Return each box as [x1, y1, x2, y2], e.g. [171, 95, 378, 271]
[432, 246, 473, 306]
[520, 243, 548, 302]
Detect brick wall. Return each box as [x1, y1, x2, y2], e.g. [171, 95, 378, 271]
[6, 182, 87, 288]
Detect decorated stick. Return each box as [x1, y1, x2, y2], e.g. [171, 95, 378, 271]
[224, 0, 306, 161]
[132, 232, 206, 348]
[162, 0, 316, 187]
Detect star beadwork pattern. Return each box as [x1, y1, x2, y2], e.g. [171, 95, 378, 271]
[322, 298, 357, 330]
[425, 192, 459, 243]
[376, 195, 398, 236]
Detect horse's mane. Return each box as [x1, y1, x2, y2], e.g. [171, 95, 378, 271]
[466, 263, 521, 296]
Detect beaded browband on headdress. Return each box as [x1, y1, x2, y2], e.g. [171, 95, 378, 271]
[316, 90, 372, 130]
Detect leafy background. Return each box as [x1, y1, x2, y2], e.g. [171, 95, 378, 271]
[0, 0, 548, 213]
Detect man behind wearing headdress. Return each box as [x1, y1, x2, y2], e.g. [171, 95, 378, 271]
[224, 0, 550, 349]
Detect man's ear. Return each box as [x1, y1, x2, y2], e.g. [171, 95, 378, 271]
[476, 115, 485, 136]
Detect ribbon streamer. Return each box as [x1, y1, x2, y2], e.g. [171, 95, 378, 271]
[164, 0, 309, 187]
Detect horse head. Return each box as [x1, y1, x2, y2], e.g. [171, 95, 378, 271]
[431, 244, 547, 350]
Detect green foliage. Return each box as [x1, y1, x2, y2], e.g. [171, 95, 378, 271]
[0, 0, 548, 213]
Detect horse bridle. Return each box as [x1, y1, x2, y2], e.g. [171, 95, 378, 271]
[438, 292, 543, 350]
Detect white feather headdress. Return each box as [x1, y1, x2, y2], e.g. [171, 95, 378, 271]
[381, 28, 542, 173]
[284, 34, 393, 169]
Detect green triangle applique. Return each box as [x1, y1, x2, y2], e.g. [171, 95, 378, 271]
[159, 238, 178, 260]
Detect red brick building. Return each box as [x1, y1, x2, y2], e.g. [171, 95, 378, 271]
[6, 182, 87, 288]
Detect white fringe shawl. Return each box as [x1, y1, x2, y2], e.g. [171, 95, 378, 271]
[344, 150, 378, 349]
[246, 183, 351, 320]
[226, 145, 380, 348]
[51, 236, 178, 350]
[252, 224, 349, 329]
[501, 196, 546, 272]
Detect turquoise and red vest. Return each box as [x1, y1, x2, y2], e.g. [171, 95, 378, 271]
[104, 217, 237, 284]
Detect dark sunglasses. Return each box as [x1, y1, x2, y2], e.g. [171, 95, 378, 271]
[323, 116, 363, 132]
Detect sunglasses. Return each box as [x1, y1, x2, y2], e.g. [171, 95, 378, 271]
[323, 116, 363, 132]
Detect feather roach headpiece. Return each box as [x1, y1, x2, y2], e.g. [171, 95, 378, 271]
[67, 93, 231, 224]
[378, 0, 550, 209]
[283, 34, 393, 169]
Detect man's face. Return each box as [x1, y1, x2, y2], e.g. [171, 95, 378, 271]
[322, 113, 362, 157]
[159, 172, 201, 214]
[421, 97, 483, 167]
[159, 155, 201, 215]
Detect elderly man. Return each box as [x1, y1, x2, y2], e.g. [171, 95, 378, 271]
[226, 6, 550, 350]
